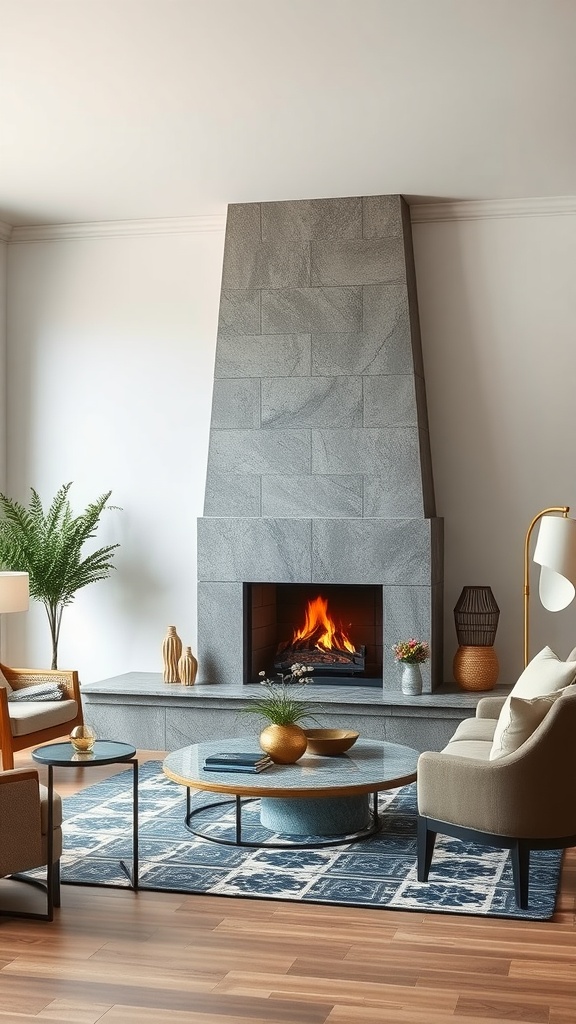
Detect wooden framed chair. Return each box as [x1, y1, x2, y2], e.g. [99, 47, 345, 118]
[0, 664, 83, 770]
[0, 767, 62, 920]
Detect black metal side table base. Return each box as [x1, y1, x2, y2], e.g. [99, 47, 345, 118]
[184, 788, 381, 850]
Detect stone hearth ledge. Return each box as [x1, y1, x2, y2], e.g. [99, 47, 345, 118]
[81, 673, 512, 755]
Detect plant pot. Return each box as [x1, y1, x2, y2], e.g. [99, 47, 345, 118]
[401, 662, 423, 696]
[259, 723, 308, 764]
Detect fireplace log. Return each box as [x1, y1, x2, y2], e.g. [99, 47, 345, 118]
[275, 645, 366, 675]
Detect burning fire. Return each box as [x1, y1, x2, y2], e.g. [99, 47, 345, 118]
[292, 595, 356, 655]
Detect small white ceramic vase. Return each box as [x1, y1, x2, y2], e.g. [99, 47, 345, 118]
[401, 662, 423, 696]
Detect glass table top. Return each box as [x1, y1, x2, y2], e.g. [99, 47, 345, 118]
[32, 739, 137, 766]
[163, 737, 419, 797]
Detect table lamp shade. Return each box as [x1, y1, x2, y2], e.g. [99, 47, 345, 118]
[533, 515, 576, 611]
[0, 571, 29, 613]
[454, 586, 500, 646]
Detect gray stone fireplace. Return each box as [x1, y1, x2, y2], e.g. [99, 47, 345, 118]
[197, 194, 444, 692]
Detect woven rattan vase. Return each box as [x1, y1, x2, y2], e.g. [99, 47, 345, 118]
[453, 645, 499, 691]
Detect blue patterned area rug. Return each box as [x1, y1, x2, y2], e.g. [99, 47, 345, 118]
[58, 761, 562, 921]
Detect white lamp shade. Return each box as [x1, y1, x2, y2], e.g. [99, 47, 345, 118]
[0, 571, 29, 613]
[533, 515, 576, 611]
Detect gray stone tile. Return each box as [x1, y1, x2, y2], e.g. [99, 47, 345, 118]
[261, 474, 363, 518]
[363, 375, 419, 427]
[362, 282, 413, 338]
[197, 517, 313, 583]
[215, 333, 311, 378]
[225, 203, 261, 243]
[82, 703, 166, 750]
[261, 197, 362, 241]
[418, 427, 437, 518]
[311, 328, 414, 376]
[363, 471, 426, 519]
[383, 584, 436, 692]
[197, 582, 244, 684]
[311, 427, 423, 478]
[211, 379, 261, 429]
[311, 519, 434, 585]
[261, 287, 362, 334]
[209, 428, 311, 475]
[217, 290, 260, 336]
[203, 470, 261, 517]
[310, 237, 405, 286]
[261, 377, 362, 429]
[222, 240, 310, 290]
[166, 707, 247, 747]
[405, 247, 425, 378]
[362, 195, 403, 238]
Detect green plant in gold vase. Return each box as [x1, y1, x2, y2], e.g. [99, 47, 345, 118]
[241, 663, 319, 764]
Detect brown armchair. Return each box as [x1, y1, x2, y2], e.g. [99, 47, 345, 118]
[0, 767, 62, 919]
[0, 664, 83, 770]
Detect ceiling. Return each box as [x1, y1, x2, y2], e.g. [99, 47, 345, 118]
[1, 0, 575, 226]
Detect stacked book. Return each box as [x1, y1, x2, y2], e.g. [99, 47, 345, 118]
[203, 751, 273, 773]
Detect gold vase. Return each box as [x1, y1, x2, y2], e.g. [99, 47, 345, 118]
[453, 645, 499, 691]
[162, 625, 182, 683]
[178, 646, 198, 686]
[259, 723, 308, 764]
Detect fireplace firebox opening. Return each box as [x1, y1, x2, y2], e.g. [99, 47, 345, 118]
[244, 583, 383, 687]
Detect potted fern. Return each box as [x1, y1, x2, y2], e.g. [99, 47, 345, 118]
[0, 482, 120, 668]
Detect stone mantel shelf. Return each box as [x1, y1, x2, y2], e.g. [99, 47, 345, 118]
[80, 672, 510, 753]
[82, 672, 511, 712]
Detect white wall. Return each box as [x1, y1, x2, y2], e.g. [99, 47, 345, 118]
[6, 227, 225, 680]
[412, 210, 576, 682]
[5, 207, 576, 686]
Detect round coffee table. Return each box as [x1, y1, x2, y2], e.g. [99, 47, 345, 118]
[163, 737, 419, 849]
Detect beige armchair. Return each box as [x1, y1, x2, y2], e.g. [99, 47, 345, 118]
[417, 687, 576, 908]
[0, 767, 62, 920]
[0, 664, 83, 770]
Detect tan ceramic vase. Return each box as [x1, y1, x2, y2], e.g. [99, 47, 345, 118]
[259, 723, 308, 764]
[453, 645, 499, 691]
[178, 646, 198, 686]
[162, 625, 182, 683]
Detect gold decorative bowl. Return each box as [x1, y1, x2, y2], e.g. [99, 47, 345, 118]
[304, 729, 359, 756]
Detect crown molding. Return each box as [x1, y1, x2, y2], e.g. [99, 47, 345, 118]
[4, 198, 576, 239]
[9, 214, 226, 243]
[411, 195, 576, 223]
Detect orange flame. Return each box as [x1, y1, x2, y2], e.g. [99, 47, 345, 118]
[292, 595, 356, 655]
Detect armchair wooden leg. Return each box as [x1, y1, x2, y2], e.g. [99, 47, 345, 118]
[510, 841, 530, 909]
[417, 815, 437, 882]
[0, 748, 14, 771]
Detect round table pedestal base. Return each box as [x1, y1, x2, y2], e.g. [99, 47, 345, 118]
[260, 793, 370, 836]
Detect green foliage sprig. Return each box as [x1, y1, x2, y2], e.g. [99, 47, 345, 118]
[241, 663, 319, 726]
[0, 482, 120, 668]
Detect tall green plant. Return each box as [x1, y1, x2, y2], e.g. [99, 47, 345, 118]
[0, 482, 120, 668]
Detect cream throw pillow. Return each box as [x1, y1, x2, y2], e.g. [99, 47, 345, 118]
[489, 692, 561, 760]
[490, 646, 576, 758]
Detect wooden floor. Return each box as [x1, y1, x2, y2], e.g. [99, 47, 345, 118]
[1, 749, 575, 1024]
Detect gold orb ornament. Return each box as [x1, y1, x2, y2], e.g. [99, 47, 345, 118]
[69, 724, 97, 752]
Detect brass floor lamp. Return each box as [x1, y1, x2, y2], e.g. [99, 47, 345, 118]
[524, 507, 576, 666]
